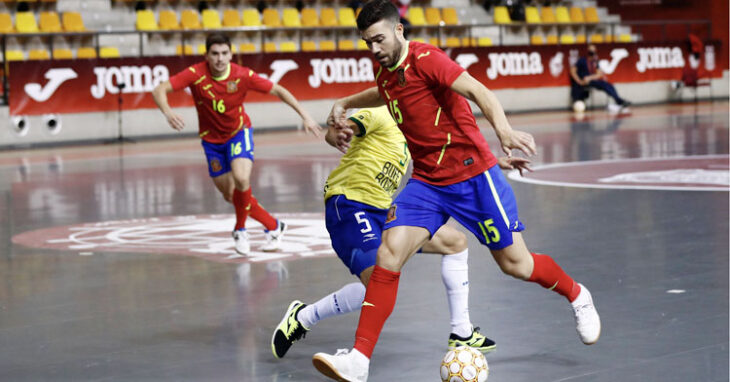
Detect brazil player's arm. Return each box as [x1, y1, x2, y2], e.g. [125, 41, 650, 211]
[152, 81, 185, 131]
[450, 72, 536, 157]
[269, 83, 322, 137]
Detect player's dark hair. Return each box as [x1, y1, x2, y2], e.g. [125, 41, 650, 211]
[205, 32, 232, 52]
[356, 0, 400, 31]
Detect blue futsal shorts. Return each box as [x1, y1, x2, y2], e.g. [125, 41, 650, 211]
[325, 194, 388, 277]
[384, 164, 525, 250]
[201, 128, 254, 178]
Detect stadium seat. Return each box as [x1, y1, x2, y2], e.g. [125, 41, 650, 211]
[585, 7, 600, 23]
[525, 6, 540, 24]
[444, 37, 460, 48]
[540, 7, 556, 23]
[357, 39, 368, 50]
[53, 48, 73, 59]
[546, 34, 558, 44]
[320, 8, 337, 27]
[555, 6, 570, 23]
[605, 34, 614, 43]
[62, 12, 85, 32]
[301, 40, 317, 52]
[240, 42, 256, 53]
[301, 8, 319, 27]
[40, 11, 62, 33]
[411, 37, 426, 43]
[442, 7, 458, 25]
[429, 37, 439, 46]
[619, 34, 632, 42]
[406, 7, 426, 26]
[560, 34, 576, 44]
[477, 37, 492, 46]
[319, 40, 335, 51]
[242, 9, 261, 27]
[263, 42, 277, 52]
[181, 10, 201, 30]
[262, 8, 281, 27]
[100, 46, 120, 58]
[425, 7, 441, 25]
[158, 10, 180, 30]
[0, 12, 14, 33]
[16, 12, 39, 33]
[279, 41, 297, 52]
[569, 7, 584, 23]
[461, 37, 476, 47]
[530, 35, 544, 45]
[338, 40, 355, 51]
[589, 33, 604, 43]
[576, 34, 586, 43]
[222, 9, 241, 27]
[493, 6, 511, 24]
[338, 8, 356, 27]
[282, 8, 301, 27]
[136, 10, 158, 31]
[29, 49, 50, 60]
[175, 44, 194, 55]
[202, 9, 221, 29]
[5, 50, 25, 61]
[196, 43, 206, 54]
[76, 47, 96, 58]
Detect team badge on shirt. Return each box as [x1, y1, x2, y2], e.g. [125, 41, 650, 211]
[385, 204, 397, 223]
[397, 68, 406, 87]
[227, 81, 238, 93]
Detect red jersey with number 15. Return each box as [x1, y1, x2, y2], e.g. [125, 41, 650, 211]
[374, 41, 497, 186]
[169, 61, 274, 144]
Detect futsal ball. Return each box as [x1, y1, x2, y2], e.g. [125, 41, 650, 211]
[440, 347, 489, 382]
[573, 100, 586, 113]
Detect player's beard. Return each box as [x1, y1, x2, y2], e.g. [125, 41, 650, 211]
[383, 39, 403, 68]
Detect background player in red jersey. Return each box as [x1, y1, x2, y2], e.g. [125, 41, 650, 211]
[313, 1, 600, 381]
[152, 33, 321, 256]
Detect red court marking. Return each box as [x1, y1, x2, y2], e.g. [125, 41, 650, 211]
[12, 213, 335, 264]
[510, 155, 729, 191]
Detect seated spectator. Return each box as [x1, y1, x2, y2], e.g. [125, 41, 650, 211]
[570, 44, 631, 113]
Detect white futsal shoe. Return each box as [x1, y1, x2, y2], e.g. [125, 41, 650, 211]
[261, 220, 287, 252]
[312, 348, 369, 382]
[232, 230, 250, 256]
[572, 283, 601, 345]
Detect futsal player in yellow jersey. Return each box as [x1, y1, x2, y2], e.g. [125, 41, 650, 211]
[272, 106, 531, 359]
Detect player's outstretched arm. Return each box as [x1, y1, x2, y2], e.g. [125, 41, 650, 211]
[269, 84, 322, 137]
[327, 87, 384, 129]
[450, 72, 536, 157]
[152, 81, 185, 131]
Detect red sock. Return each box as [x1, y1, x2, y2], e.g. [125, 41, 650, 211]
[249, 196, 278, 231]
[232, 188, 252, 231]
[353, 265, 400, 359]
[528, 253, 581, 302]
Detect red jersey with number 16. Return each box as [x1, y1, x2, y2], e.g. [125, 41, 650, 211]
[374, 41, 497, 186]
[169, 61, 274, 144]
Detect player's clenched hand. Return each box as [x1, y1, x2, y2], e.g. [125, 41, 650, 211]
[165, 113, 185, 131]
[497, 156, 533, 176]
[302, 117, 323, 137]
[499, 129, 536, 157]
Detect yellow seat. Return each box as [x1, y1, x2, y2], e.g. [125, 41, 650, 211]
[477, 37, 492, 46]
[100, 46, 120, 58]
[555, 6, 570, 23]
[181, 10, 201, 30]
[411, 37, 426, 43]
[319, 40, 335, 51]
[5, 50, 25, 61]
[16, 12, 39, 33]
[569, 7, 584, 23]
[338, 7, 356, 27]
[546, 34, 558, 44]
[175, 44, 194, 55]
[576, 34, 586, 43]
[338, 40, 355, 51]
[280, 41, 297, 52]
[493, 6, 511, 24]
[240, 42, 256, 53]
[530, 35, 544, 45]
[429, 37, 439, 46]
[301, 8, 319, 27]
[589, 33, 604, 43]
[262, 8, 281, 27]
[29, 49, 50, 60]
[525, 6, 540, 24]
[0, 12, 14, 33]
[76, 47, 96, 58]
[222, 9, 241, 27]
[444, 37, 460, 48]
[605, 34, 614, 43]
[320, 8, 337, 27]
[197, 43, 206, 54]
[559, 34, 575, 44]
[136, 10, 158, 31]
[461, 37, 476, 47]
[242, 9, 261, 27]
[282, 8, 300, 27]
[442, 7, 458, 25]
[540, 7, 556, 24]
[263, 42, 277, 52]
[357, 39, 368, 50]
[202, 9, 221, 29]
[619, 34, 632, 42]
[62, 12, 85, 32]
[53, 48, 73, 59]
[158, 10, 180, 30]
[40, 11, 62, 32]
[425, 7, 441, 25]
[585, 7, 600, 23]
[406, 7, 426, 26]
[301, 40, 317, 52]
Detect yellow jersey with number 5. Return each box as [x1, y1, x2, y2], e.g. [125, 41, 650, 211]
[324, 106, 410, 210]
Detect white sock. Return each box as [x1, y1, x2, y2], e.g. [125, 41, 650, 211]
[297, 282, 366, 329]
[441, 249, 473, 338]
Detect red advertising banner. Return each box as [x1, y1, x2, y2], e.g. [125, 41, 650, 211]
[8, 41, 723, 116]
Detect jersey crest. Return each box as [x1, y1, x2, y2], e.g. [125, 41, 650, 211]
[227, 81, 238, 93]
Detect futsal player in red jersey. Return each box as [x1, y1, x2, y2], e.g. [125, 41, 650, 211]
[152, 33, 322, 256]
[312, 2, 600, 380]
